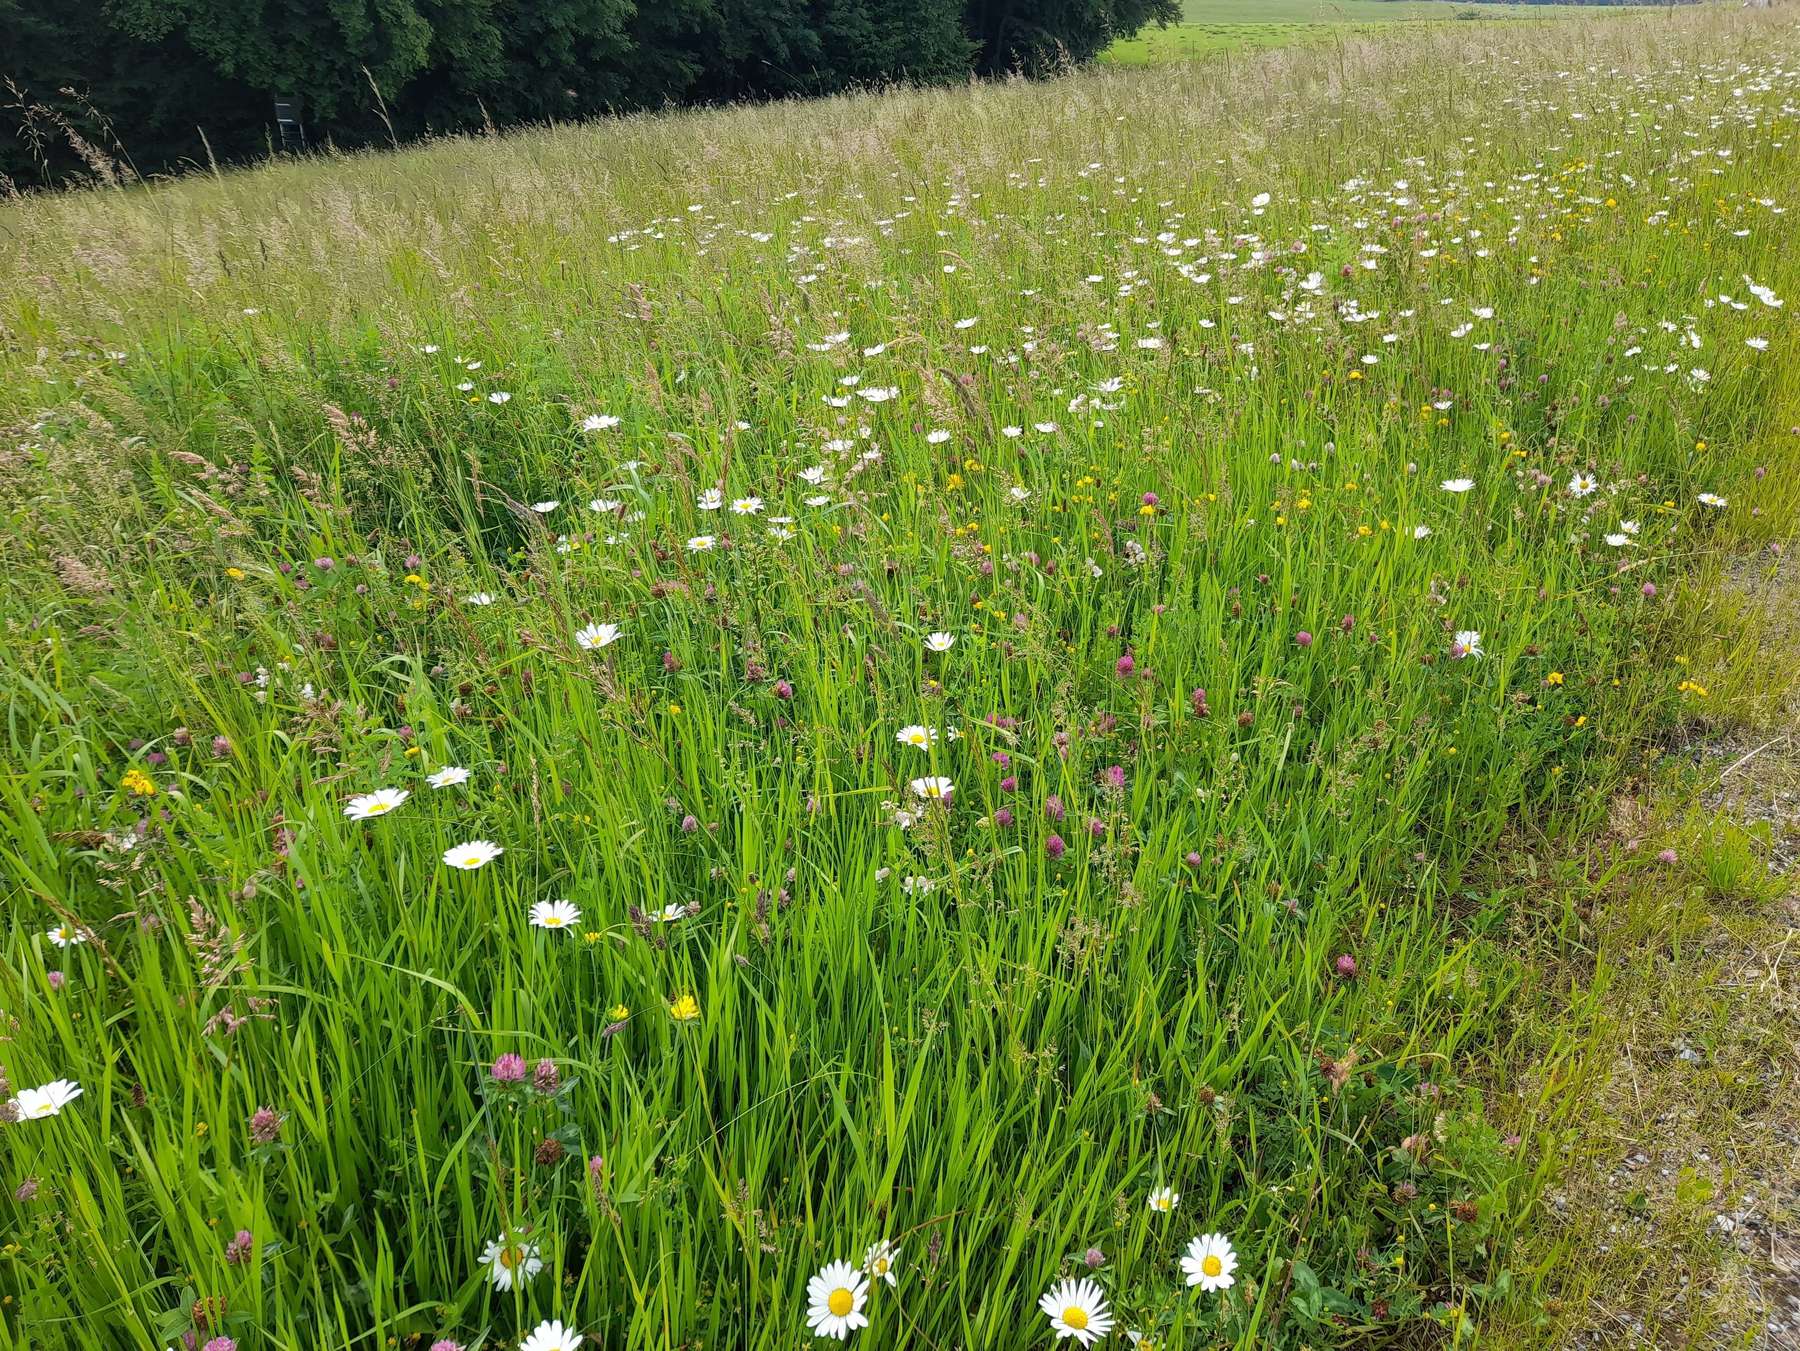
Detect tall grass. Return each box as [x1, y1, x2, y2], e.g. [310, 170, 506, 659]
[1, 9, 1796, 1349]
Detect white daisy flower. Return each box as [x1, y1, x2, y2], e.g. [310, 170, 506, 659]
[1039, 1276, 1113, 1346]
[576, 622, 622, 650]
[1412, 525, 1432, 540]
[806, 1259, 870, 1340]
[426, 766, 471, 789]
[862, 1239, 900, 1286]
[582, 414, 620, 431]
[530, 899, 581, 932]
[518, 1324, 579, 1351]
[731, 496, 764, 515]
[909, 777, 954, 802]
[8, 1079, 83, 1120]
[1179, 1232, 1238, 1292]
[697, 488, 724, 511]
[1147, 1186, 1179, 1214]
[444, 840, 503, 871]
[589, 498, 622, 513]
[520, 1318, 580, 1351]
[465, 592, 496, 606]
[531, 500, 560, 514]
[896, 725, 937, 750]
[1698, 492, 1727, 508]
[687, 535, 717, 552]
[344, 788, 410, 821]
[1451, 630, 1485, 660]
[479, 1234, 542, 1290]
[45, 922, 87, 948]
[1568, 473, 1598, 497]
[1441, 478, 1475, 494]
[487, 391, 512, 404]
[923, 632, 955, 652]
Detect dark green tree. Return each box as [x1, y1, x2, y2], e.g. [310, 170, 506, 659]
[1, 0, 1176, 185]
[965, 0, 1179, 73]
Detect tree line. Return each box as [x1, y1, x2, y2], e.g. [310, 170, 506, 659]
[0, 0, 1177, 187]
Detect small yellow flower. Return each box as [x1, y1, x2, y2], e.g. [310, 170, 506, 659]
[1545, 671, 1564, 686]
[225, 567, 246, 580]
[121, 768, 157, 797]
[609, 1003, 630, 1021]
[669, 993, 700, 1023]
[667, 702, 682, 716]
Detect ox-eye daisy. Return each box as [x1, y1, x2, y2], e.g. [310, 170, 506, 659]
[576, 622, 621, 650]
[427, 765, 470, 789]
[345, 788, 409, 820]
[910, 777, 954, 802]
[896, 725, 937, 750]
[863, 1239, 900, 1285]
[924, 632, 955, 652]
[444, 840, 503, 870]
[530, 899, 581, 932]
[520, 1319, 580, 1351]
[806, 1260, 869, 1340]
[522, 1324, 583, 1351]
[1148, 1186, 1179, 1214]
[45, 922, 86, 948]
[1039, 1277, 1113, 1346]
[1441, 478, 1475, 494]
[478, 1234, 542, 1290]
[9, 1080, 82, 1120]
[1180, 1232, 1238, 1292]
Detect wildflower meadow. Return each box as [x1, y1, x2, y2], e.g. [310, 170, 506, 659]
[2, 7, 1797, 1349]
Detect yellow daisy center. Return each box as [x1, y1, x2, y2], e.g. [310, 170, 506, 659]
[828, 1288, 854, 1317]
[1203, 1254, 1223, 1277]
[873, 1258, 889, 1274]
[544, 916, 564, 926]
[499, 1246, 523, 1269]
[1063, 1306, 1089, 1330]
[367, 801, 392, 814]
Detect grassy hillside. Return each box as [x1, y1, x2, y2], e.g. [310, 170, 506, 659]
[1107, 0, 1658, 63]
[1, 7, 1795, 1350]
